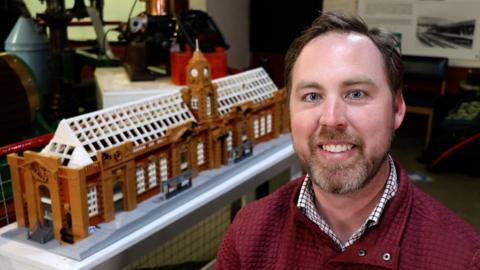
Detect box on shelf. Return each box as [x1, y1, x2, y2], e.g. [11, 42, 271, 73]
[170, 47, 227, 85]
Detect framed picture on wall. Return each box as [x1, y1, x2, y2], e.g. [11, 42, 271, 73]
[358, 0, 480, 61]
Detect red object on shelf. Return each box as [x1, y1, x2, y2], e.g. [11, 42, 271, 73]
[0, 133, 53, 156]
[170, 46, 228, 85]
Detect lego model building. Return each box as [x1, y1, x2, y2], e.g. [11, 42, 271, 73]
[7, 47, 288, 245]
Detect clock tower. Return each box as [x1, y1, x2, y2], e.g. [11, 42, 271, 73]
[182, 41, 219, 123]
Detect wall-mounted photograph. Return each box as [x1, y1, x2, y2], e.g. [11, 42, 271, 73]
[359, 0, 480, 60]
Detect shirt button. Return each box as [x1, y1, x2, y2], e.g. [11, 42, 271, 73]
[357, 249, 367, 257]
[383, 252, 391, 261]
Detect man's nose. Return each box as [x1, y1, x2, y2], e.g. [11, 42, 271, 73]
[318, 98, 347, 129]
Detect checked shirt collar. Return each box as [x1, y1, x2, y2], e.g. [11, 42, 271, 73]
[297, 156, 398, 251]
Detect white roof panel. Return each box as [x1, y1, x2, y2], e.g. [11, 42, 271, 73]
[216, 68, 278, 115]
[43, 92, 195, 167]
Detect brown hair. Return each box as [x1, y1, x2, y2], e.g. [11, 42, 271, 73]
[284, 10, 403, 97]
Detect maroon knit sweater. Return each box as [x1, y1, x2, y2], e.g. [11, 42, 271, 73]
[216, 164, 480, 269]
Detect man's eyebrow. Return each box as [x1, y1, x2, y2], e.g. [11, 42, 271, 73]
[294, 81, 324, 91]
[342, 76, 375, 87]
[294, 77, 375, 91]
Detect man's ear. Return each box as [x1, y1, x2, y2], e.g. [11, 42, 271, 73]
[394, 91, 406, 130]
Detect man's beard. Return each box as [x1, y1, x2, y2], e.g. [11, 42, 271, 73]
[304, 129, 391, 195]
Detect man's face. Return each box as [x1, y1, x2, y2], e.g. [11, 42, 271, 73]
[289, 32, 405, 195]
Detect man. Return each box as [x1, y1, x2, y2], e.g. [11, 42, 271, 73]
[216, 11, 480, 269]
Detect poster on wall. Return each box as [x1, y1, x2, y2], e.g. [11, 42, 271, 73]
[358, 0, 480, 60]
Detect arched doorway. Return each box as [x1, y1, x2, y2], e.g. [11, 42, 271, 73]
[29, 185, 55, 244]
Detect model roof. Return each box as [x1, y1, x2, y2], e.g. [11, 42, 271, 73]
[41, 68, 278, 168]
[216, 68, 278, 115]
[41, 91, 195, 168]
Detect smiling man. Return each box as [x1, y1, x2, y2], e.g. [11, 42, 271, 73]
[216, 11, 480, 269]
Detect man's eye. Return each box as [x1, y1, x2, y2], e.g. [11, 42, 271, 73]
[304, 93, 321, 102]
[347, 90, 365, 99]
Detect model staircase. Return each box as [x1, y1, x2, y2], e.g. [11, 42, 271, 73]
[28, 222, 54, 244]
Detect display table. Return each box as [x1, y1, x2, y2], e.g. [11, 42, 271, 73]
[95, 67, 183, 108]
[0, 134, 301, 270]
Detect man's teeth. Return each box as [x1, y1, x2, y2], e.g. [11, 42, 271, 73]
[322, 144, 353, 153]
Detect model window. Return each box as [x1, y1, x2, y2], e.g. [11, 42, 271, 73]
[226, 131, 233, 153]
[260, 115, 266, 136]
[254, 118, 259, 139]
[206, 96, 212, 116]
[113, 181, 123, 202]
[267, 113, 272, 133]
[113, 181, 123, 212]
[160, 157, 168, 181]
[180, 149, 188, 172]
[241, 124, 248, 142]
[148, 160, 157, 188]
[49, 142, 58, 152]
[191, 96, 198, 109]
[87, 186, 99, 217]
[40, 196, 53, 221]
[136, 166, 145, 194]
[197, 142, 205, 165]
[39, 186, 52, 222]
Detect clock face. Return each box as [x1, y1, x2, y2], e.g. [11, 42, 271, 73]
[203, 67, 209, 77]
[190, 68, 198, 77]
